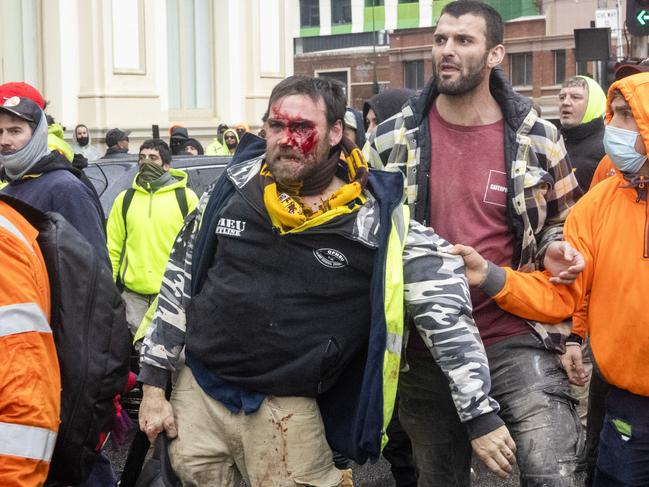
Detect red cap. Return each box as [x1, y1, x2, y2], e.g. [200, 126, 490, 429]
[615, 60, 649, 81]
[0, 82, 46, 109]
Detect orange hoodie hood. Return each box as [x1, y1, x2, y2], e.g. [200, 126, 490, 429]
[606, 72, 649, 154]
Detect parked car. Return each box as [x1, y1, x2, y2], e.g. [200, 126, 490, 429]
[85, 154, 231, 216]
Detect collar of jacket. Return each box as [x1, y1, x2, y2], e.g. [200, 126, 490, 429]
[6, 150, 80, 183]
[105, 146, 129, 156]
[618, 171, 649, 201]
[561, 117, 604, 143]
[403, 66, 532, 133]
[226, 154, 402, 248]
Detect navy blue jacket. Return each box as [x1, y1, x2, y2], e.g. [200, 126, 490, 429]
[2, 152, 109, 264]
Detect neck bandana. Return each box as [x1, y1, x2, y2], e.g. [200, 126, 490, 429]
[0, 111, 49, 181]
[260, 138, 369, 234]
[137, 159, 167, 186]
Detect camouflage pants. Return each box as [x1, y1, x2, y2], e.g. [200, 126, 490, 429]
[399, 333, 583, 487]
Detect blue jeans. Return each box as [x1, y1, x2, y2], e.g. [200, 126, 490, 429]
[594, 386, 649, 486]
[399, 333, 582, 487]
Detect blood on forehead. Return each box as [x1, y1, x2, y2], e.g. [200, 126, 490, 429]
[269, 105, 320, 155]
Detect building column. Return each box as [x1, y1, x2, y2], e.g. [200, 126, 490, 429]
[74, 0, 164, 139]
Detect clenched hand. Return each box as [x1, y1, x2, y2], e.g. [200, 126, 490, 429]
[471, 425, 517, 479]
[139, 385, 178, 442]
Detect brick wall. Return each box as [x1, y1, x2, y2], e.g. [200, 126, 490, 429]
[294, 17, 576, 115]
[294, 51, 391, 110]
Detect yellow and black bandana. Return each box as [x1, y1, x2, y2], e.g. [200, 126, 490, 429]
[261, 138, 369, 234]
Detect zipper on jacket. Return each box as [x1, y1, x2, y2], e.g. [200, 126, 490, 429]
[148, 191, 153, 218]
[639, 183, 649, 259]
[639, 178, 649, 258]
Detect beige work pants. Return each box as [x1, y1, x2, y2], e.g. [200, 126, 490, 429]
[168, 365, 342, 487]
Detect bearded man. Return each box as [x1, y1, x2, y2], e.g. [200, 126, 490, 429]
[366, 1, 583, 485]
[137, 75, 517, 486]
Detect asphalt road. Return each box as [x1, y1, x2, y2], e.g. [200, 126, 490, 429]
[107, 432, 586, 486]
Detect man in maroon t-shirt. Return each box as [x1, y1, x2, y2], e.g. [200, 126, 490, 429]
[367, 1, 582, 485]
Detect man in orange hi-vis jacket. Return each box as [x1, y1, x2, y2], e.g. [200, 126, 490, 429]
[452, 71, 649, 486]
[0, 197, 60, 486]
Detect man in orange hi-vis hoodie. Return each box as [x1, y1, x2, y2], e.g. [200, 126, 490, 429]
[0, 198, 60, 486]
[452, 72, 649, 486]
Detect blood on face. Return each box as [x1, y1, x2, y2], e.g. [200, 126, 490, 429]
[268, 106, 320, 156]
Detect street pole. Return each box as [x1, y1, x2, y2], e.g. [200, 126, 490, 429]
[631, 34, 649, 57]
[372, 1, 380, 94]
[616, 0, 625, 58]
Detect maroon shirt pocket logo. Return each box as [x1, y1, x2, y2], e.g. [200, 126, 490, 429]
[483, 170, 508, 207]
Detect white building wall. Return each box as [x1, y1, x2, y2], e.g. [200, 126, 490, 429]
[319, 0, 332, 36]
[385, 0, 398, 30]
[9, 0, 296, 147]
[420, 0, 433, 28]
[352, 0, 365, 33]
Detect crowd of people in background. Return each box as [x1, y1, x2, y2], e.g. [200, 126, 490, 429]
[1, 1, 649, 486]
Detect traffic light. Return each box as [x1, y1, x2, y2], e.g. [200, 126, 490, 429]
[627, 0, 649, 36]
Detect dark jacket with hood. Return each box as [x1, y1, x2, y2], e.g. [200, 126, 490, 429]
[561, 117, 606, 192]
[363, 88, 416, 128]
[2, 151, 109, 263]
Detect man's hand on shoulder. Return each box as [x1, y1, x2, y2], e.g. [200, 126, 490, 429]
[470, 425, 517, 479]
[139, 384, 177, 442]
[544, 241, 584, 285]
[449, 244, 488, 287]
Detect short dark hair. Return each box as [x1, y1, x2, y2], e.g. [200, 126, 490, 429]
[139, 138, 172, 166]
[440, 0, 504, 49]
[262, 75, 346, 127]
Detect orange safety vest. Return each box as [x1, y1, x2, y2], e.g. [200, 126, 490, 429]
[0, 200, 60, 486]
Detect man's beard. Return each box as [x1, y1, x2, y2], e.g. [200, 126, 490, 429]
[266, 132, 330, 189]
[434, 54, 488, 96]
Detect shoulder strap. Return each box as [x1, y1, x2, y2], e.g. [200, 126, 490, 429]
[121, 188, 136, 225]
[116, 189, 135, 291]
[174, 187, 189, 219]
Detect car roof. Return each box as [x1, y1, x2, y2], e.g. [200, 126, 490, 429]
[86, 155, 232, 216]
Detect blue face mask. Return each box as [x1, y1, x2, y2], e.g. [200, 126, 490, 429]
[603, 125, 648, 174]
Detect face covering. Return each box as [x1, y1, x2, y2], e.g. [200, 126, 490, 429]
[77, 136, 89, 147]
[137, 158, 166, 185]
[603, 125, 648, 174]
[0, 111, 49, 181]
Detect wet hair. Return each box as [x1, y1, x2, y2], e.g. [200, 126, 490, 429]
[561, 76, 589, 92]
[139, 138, 172, 166]
[440, 0, 504, 49]
[262, 75, 346, 128]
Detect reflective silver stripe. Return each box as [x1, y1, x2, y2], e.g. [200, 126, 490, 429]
[386, 332, 402, 355]
[0, 422, 57, 461]
[0, 303, 51, 336]
[0, 214, 34, 254]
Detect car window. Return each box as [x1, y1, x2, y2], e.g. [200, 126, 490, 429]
[185, 167, 225, 197]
